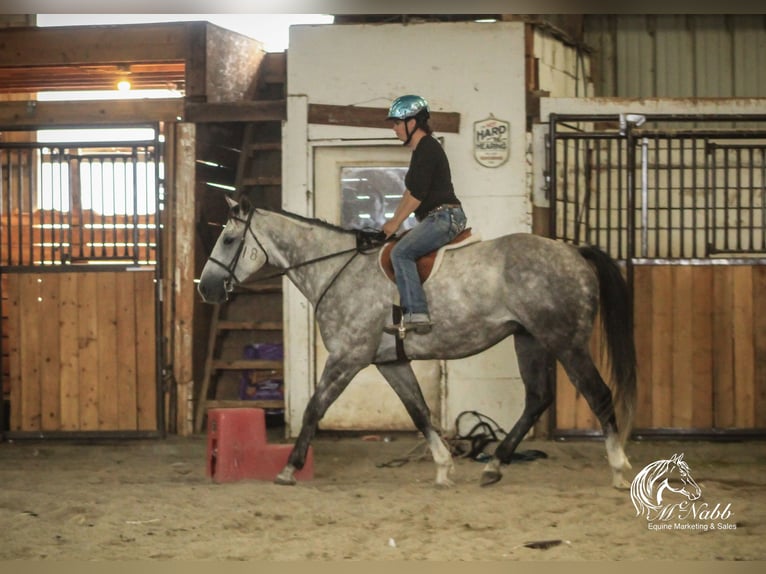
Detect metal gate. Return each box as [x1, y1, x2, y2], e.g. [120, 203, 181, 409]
[1, 131, 164, 437]
[547, 113, 766, 437]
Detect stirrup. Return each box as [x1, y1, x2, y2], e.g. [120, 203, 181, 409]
[384, 315, 433, 337]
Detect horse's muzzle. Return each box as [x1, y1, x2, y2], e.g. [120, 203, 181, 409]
[197, 280, 228, 304]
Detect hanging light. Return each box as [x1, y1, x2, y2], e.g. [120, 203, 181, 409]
[116, 64, 132, 91]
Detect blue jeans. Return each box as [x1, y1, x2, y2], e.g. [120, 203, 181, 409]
[391, 206, 467, 316]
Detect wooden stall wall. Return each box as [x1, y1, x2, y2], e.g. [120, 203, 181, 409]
[5, 270, 157, 433]
[556, 263, 766, 435]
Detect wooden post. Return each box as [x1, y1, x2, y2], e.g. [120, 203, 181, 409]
[172, 123, 197, 436]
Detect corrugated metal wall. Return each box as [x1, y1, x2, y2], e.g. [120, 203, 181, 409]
[585, 15, 766, 97]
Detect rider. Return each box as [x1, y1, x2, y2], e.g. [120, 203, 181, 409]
[382, 94, 467, 335]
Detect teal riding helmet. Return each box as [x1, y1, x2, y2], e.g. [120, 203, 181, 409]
[387, 95, 430, 121]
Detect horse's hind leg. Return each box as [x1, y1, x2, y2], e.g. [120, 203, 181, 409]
[376, 362, 455, 487]
[481, 331, 554, 487]
[558, 346, 631, 489]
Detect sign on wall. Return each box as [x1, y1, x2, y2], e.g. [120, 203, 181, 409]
[473, 115, 510, 167]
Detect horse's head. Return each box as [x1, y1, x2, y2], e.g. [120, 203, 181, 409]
[197, 196, 269, 303]
[631, 453, 702, 517]
[662, 453, 702, 502]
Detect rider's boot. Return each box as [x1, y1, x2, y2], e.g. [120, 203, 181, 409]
[384, 312, 432, 335]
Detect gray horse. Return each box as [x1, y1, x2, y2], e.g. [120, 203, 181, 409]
[198, 198, 637, 489]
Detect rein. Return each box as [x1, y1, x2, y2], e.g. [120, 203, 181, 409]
[208, 210, 389, 307]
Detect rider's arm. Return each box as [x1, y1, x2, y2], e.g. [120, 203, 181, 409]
[382, 190, 421, 237]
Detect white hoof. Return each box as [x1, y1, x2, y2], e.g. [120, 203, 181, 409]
[435, 462, 455, 487]
[274, 465, 297, 486]
[611, 470, 631, 490]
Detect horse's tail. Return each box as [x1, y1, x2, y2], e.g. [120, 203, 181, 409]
[578, 245, 637, 445]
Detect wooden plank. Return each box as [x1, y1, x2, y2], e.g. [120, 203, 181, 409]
[185, 100, 287, 123]
[134, 270, 157, 431]
[753, 266, 766, 428]
[77, 273, 100, 431]
[671, 266, 694, 428]
[38, 274, 61, 431]
[650, 266, 673, 428]
[691, 266, 714, 428]
[58, 273, 80, 431]
[217, 320, 282, 331]
[19, 274, 41, 431]
[211, 360, 284, 371]
[0, 99, 183, 128]
[712, 266, 735, 428]
[195, 304, 221, 434]
[6, 274, 22, 431]
[0, 23, 192, 67]
[205, 399, 284, 410]
[96, 273, 119, 430]
[308, 103, 461, 133]
[115, 272, 138, 430]
[632, 265, 653, 429]
[732, 266, 755, 428]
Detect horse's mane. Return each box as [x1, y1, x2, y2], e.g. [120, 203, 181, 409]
[631, 458, 671, 516]
[232, 197, 361, 236]
[264, 208, 360, 236]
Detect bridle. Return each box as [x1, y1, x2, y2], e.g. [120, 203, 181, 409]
[205, 208, 383, 305]
[205, 207, 265, 295]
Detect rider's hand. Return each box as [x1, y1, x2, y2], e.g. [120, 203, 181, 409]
[382, 220, 399, 239]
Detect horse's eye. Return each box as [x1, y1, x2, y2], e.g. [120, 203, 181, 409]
[223, 236, 236, 246]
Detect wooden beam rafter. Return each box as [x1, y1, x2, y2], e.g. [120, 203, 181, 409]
[184, 100, 286, 123]
[308, 103, 461, 133]
[0, 99, 183, 128]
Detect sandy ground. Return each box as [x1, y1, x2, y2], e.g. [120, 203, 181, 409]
[0, 431, 764, 562]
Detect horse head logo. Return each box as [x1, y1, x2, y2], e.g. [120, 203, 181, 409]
[630, 453, 702, 519]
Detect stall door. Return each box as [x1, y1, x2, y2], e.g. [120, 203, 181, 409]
[5, 269, 158, 435]
[313, 145, 443, 431]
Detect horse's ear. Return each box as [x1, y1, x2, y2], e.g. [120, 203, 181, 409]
[670, 453, 683, 463]
[225, 195, 238, 209]
[239, 195, 252, 214]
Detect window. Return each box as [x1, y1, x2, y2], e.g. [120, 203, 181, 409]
[340, 166, 414, 230]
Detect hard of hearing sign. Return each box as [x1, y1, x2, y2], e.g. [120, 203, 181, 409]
[474, 115, 510, 168]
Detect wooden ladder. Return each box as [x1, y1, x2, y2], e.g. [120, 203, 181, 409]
[194, 286, 284, 433]
[195, 52, 287, 434]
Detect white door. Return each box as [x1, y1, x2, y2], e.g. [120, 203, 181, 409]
[313, 144, 444, 431]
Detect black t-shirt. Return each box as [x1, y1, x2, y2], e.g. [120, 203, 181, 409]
[405, 135, 460, 221]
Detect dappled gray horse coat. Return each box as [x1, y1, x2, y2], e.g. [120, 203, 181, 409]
[198, 200, 637, 489]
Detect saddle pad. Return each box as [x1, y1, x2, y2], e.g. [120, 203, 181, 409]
[378, 228, 480, 284]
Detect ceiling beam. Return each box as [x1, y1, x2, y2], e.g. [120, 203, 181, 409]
[0, 99, 183, 128]
[0, 23, 196, 67]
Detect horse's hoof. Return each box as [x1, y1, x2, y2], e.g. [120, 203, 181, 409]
[480, 470, 502, 487]
[274, 475, 297, 486]
[435, 477, 455, 488]
[274, 467, 297, 486]
[612, 477, 631, 490]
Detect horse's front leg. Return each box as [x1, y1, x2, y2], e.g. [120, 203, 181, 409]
[376, 362, 455, 487]
[274, 359, 364, 486]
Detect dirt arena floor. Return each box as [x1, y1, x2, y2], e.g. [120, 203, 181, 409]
[0, 431, 764, 562]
